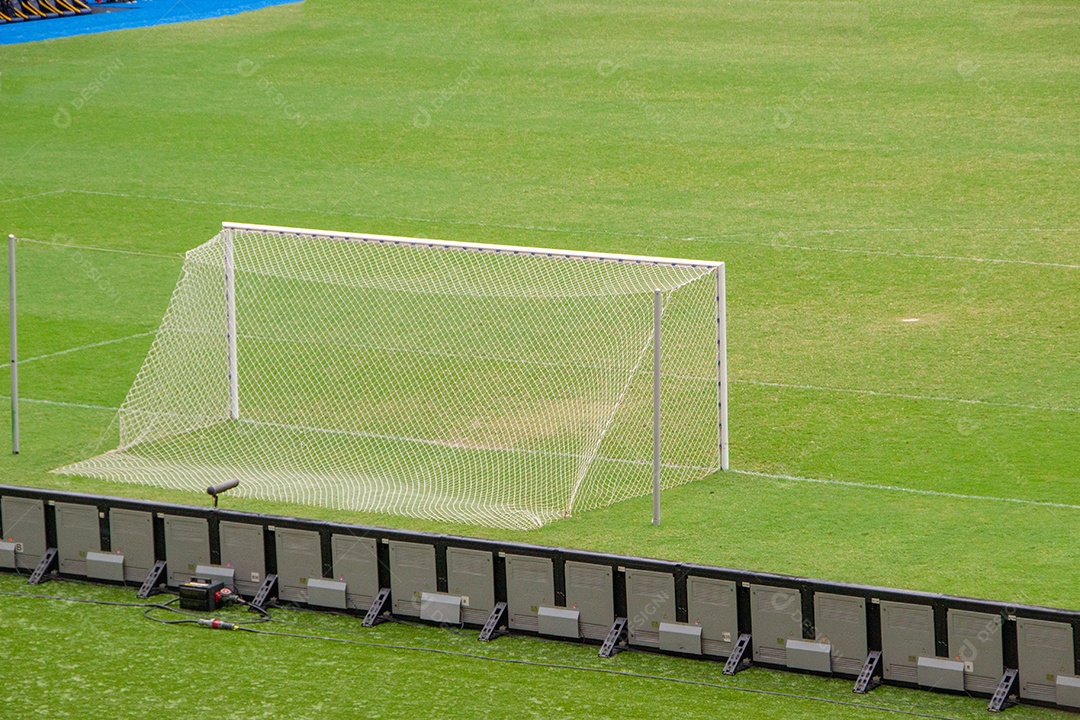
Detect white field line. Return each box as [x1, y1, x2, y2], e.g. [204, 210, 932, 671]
[66, 189, 1079, 269]
[711, 226, 1080, 237]
[242, 418, 713, 472]
[17, 331, 157, 365]
[731, 469, 1080, 512]
[687, 235, 1080, 270]
[69, 189, 667, 242]
[732, 379, 1080, 414]
[0, 394, 118, 411]
[15, 236, 182, 260]
[11, 394, 1075, 511]
[0, 190, 67, 204]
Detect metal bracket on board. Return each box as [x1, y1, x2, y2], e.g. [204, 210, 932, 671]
[723, 633, 752, 676]
[988, 668, 1019, 713]
[250, 573, 278, 612]
[598, 617, 627, 659]
[27, 548, 58, 585]
[137, 560, 167, 599]
[853, 651, 882, 694]
[362, 587, 391, 627]
[478, 602, 508, 642]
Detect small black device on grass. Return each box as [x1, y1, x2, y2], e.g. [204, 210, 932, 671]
[179, 578, 230, 611]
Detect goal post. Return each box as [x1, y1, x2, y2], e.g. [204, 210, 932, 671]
[224, 227, 239, 421]
[55, 222, 728, 529]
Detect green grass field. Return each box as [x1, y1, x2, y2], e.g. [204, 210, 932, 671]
[0, 0, 1077, 716]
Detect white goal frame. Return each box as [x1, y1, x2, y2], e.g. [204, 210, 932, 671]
[221, 221, 730, 488]
[58, 221, 729, 529]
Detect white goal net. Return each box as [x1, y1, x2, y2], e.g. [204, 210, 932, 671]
[56, 223, 727, 529]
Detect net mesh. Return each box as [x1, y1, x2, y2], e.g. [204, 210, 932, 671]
[55, 228, 721, 529]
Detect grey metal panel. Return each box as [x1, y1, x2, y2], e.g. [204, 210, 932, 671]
[55, 502, 101, 576]
[659, 622, 702, 655]
[1057, 675, 1080, 709]
[0, 541, 16, 568]
[163, 515, 210, 587]
[274, 527, 322, 603]
[219, 521, 265, 596]
[687, 576, 738, 657]
[947, 609, 1004, 695]
[85, 551, 125, 582]
[307, 578, 347, 609]
[505, 554, 554, 632]
[814, 592, 867, 676]
[1, 496, 45, 569]
[787, 639, 832, 673]
[917, 656, 965, 692]
[421, 593, 462, 624]
[564, 561, 613, 640]
[108, 509, 154, 583]
[750, 584, 802, 665]
[538, 606, 580, 638]
[194, 564, 236, 588]
[1017, 617, 1074, 704]
[446, 547, 494, 625]
[331, 534, 380, 611]
[388, 540, 437, 618]
[625, 568, 676, 648]
[880, 600, 936, 684]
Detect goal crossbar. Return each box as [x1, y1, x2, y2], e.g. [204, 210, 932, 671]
[222, 222, 725, 271]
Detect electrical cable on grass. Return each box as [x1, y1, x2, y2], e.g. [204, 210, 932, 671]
[0, 589, 171, 609]
[231, 625, 964, 720]
[0, 588, 966, 720]
[0, 589, 271, 626]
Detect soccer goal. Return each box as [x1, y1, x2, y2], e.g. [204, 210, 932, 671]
[55, 223, 728, 529]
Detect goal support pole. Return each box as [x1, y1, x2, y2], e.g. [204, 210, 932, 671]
[716, 265, 728, 471]
[8, 234, 17, 455]
[223, 227, 239, 420]
[653, 289, 661, 526]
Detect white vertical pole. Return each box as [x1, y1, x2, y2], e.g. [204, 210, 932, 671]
[8, 235, 18, 455]
[223, 228, 239, 421]
[716, 265, 729, 471]
[653, 289, 662, 526]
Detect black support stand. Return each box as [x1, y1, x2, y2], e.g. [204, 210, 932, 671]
[723, 634, 752, 676]
[478, 602, 507, 642]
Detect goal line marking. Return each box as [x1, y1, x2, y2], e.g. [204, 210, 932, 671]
[239, 419, 713, 473]
[731, 469, 1080, 512]
[7, 395, 1075, 513]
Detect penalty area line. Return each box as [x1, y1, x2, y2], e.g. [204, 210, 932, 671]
[0, 395, 118, 412]
[681, 235, 1080, 270]
[731, 469, 1080, 511]
[14, 236, 183, 260]
[732, 378, 1080, 414]
[0, 190, 68, 204]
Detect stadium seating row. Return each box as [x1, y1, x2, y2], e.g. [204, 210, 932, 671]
[1, 485, 1078, 713]
[0, 0, 89, 24]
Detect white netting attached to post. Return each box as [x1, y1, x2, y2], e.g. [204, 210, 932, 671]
[55, 225, 724, 529]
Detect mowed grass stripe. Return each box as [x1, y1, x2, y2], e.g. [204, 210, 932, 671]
[23, 188, 1080, 268]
